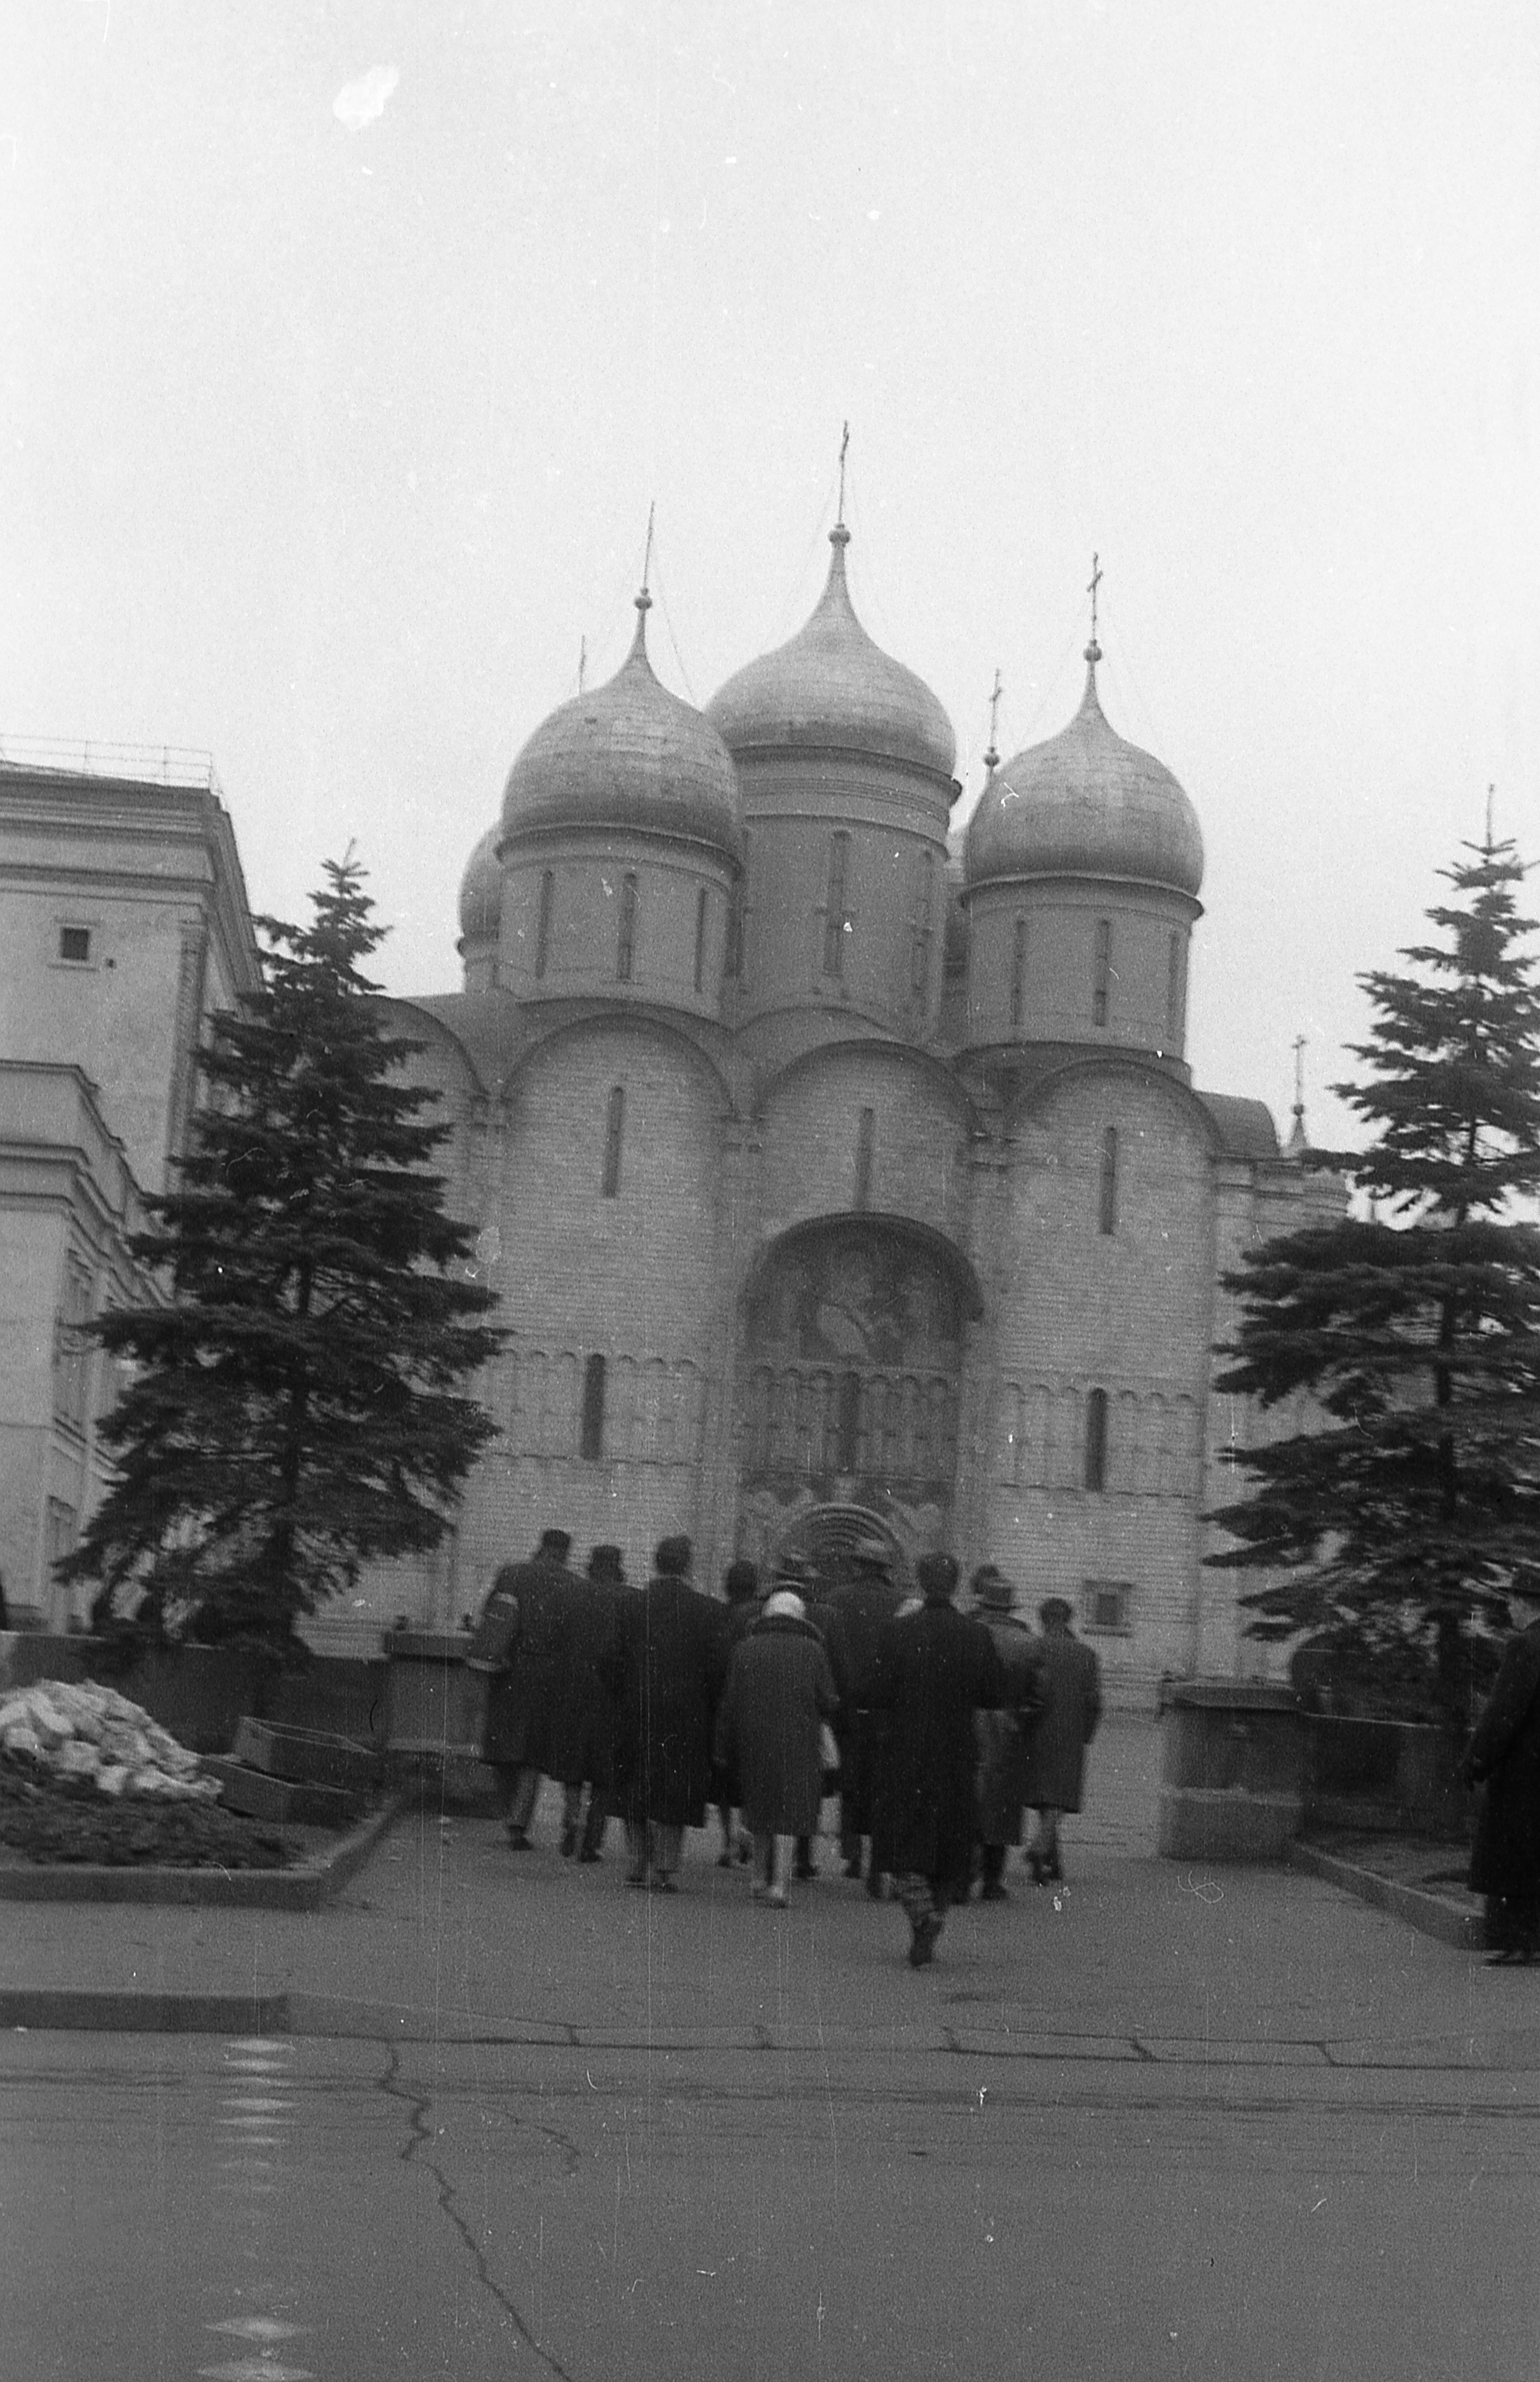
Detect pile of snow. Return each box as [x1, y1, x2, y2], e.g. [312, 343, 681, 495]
[0, 1680, 221, 1800]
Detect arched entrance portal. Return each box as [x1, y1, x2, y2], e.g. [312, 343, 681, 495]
[773, 1504, 908, 1597]
[734, 1217, 968, 1575]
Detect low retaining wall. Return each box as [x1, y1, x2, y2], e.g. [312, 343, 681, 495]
[0, 1633, 385, 1755]
[1302, 1715, 1471, 1843]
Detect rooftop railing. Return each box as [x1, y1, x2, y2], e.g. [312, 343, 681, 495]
[0, 735, 224, 799]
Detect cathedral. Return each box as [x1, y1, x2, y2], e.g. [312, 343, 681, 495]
[364, 516, 1338, 1700]
[0, 510, 1338, 1701]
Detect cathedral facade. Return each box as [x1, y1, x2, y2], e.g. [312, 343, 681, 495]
[368, 522, 1338, 1701]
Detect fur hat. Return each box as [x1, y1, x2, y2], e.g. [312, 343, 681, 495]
[538, 1528, 573, 1558]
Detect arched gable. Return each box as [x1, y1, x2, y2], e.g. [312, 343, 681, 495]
[1003, 1050, 1224, 1153]
[755, 1037, 976, 1248]
[503, 1004, 737, 1117]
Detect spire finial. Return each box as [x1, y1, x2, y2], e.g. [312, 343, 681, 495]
[638, 502, 655, 610]
[830, 423, 852, 555]
[1085, 550, 1103, 667]
[627, 505, 655, 659]
[983, 669, 1003, 775]
[1486, 782, 1496, 852]
[1287, 1035, 1309, 1158]
[578, 635, 587, 695]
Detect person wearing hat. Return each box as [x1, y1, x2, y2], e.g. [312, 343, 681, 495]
[969, 1566, 1042, 1900]
[714, 1586, 838, 1907]
[465, 1526, 584, 1850]
[867, 1550, 1007, 1966]
[818, 1534, 904, 1891]
[1463, 1601, 1540, 1964]
[1024, 1596, 1103, 1885]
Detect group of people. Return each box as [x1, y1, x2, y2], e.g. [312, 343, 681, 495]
[466, 1525, 1101, 1968]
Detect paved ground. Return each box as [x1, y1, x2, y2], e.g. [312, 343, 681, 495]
[6, 1721, 1539, 2379]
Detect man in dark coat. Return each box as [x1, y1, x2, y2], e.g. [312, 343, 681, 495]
[817, 1535, 903, 1889]
[1464, 1605, 1540, 1964]
[558, 1545, 627, 1862]
[868, 1551, 1006, 1966]
[612, 1533, 725, 1890]
[1024, 1596, 1103, 1884]
[969, 1565, 1042, 1900]
[466, 1526, 584, 1848]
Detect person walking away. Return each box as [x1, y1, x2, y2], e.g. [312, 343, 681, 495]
[1463, 1600, 1540, 1964]
[711, 1560, 760, 1867]
[612, 1534, 722, 1891]
[868, 1551, 1006, 1966]
[818, 1535, 903, 1889]
[969, 1565, 1041, 1899]
[1024, 1596, 1102, 1884]
[714, 1588, 838, 1907]
[561, 1544, 627, 1861]
[466, 1526, 582, 1848]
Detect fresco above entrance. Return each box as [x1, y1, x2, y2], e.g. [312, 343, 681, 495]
[736, 1222, 964, 1565]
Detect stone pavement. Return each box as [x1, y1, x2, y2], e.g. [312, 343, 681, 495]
[1, 1718, 1532, 2077]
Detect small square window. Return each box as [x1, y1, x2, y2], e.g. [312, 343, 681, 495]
[59, 927, 92, 964]
[1081, 1578, 1134, 1636]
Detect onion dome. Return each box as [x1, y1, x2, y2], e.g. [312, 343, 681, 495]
[457, 824, 503, 944]
[965, 642, 1203, 897]
[500, 593, 742, 859]
[707, 525, 956, 780]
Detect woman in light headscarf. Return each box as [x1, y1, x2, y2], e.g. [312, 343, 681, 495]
[713, 1584, 838, 1907]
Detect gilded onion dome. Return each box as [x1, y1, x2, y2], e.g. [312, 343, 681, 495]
[707, 525, 957, 781]
[964, 643, 1204, 898]
[499, 594, 742, 860]
[457, 824, 503, 944]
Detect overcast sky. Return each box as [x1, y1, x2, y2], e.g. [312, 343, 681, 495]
[3, 2, 1536, 1149]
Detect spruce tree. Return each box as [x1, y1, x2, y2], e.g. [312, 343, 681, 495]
[1208, 831, 1540, 1724]
[62, 857, 503, 1658]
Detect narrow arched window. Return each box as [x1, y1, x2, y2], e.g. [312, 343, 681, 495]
[909, 848, 935, 997]
[1084, 1388, 1108, 1492]
[822, 832, 850, 978]
[602, 1086, 624, 1197]
[535, 870, 554, 980]
[694, 885, 709, 993]
[724, 876, 744, 981]
[853, 1107, 875, 1211]
[1093, 918, 1113, 1027]
[616, 873, 638, 982]
[1009, 916, 1027, 1030]
[1099, 1126, 1119, 1236]
[580, 1355, 607, 1460]
[1167, 930, 1183, 1041]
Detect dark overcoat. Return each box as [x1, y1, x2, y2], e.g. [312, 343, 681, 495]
[612, 1575, 725, 1830]
[1466, 1618, 1540, 1898]
[818, 1571, 903, 1835]
[714, 1614, 838, 1839]
[710, 1596, 761, 1808]
[467, 1552, 585, 1774]
[974, 1614, 1041, 1844]
[1024, 1629, 1103, 1813]
[466, 1572, 524, 1769]
[869, 1601, 1006, 1893]
[563, 1573, 624, 1794]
